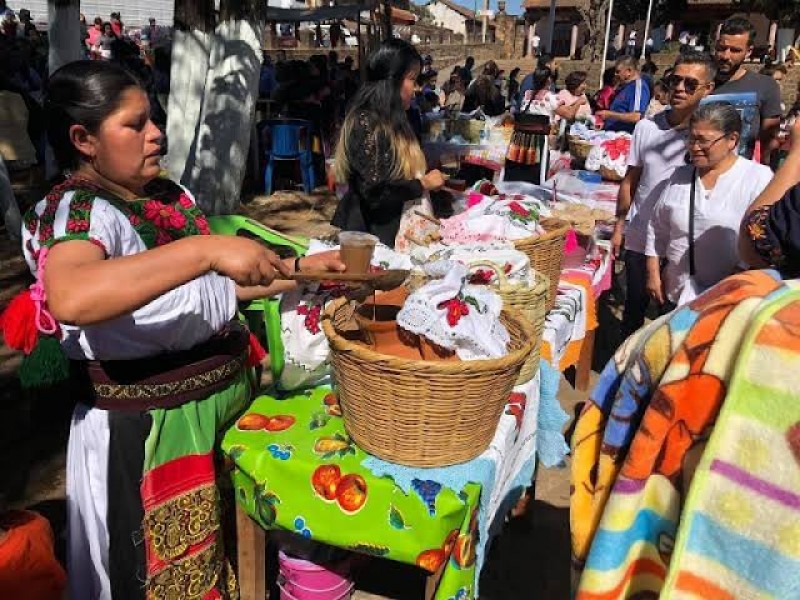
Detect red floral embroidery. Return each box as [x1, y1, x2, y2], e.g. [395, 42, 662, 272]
[437, 298, 470, 327]
[195, 216, 211, 236]
[505, 391, 528, 430]
[144, 200, 187, 230]
[296, 303, 322, 334]
[178, 193, 194, 209]
[129, 214, 142, 226]
[508, 201, 530, 217]
[155, 230, 173, 246]
[67, 220, 90, 233]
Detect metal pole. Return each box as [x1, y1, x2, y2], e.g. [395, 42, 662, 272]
[546, 0, 556, 53]
[600, 0, 614, 88]
[640, 0, 653, 61]
[482, 0, 488, 43]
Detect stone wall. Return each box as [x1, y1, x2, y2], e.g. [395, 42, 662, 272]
[275, 41, 507, 66]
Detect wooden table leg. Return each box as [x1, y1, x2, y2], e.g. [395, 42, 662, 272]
[575, 328, 596, 392]
[237, 503, 267, 600]
[424, 561, 447, 600]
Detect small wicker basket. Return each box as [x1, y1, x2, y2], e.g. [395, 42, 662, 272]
[599, 165, 624, 182]
[322, 298, 537, 467]
[568, 138, 593, 163]
[468, 260, 548, 384]
[514, 218, 570, 312]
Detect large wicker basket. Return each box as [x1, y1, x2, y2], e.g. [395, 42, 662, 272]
[514, 218, 570, 312]
[468, 260, 548, 385]
[322, 298, 537, 467]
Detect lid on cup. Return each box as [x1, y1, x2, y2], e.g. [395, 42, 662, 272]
[338, 231, 378, 246]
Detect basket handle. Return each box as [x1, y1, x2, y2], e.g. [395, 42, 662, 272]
[467, 259, 510, 286]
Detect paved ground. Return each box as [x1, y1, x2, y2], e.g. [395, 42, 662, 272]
[1, 188, 624, 599]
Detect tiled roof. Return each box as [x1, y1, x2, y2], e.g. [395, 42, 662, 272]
[429, 0, 475, 20]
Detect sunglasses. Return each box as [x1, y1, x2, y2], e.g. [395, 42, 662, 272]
[665, 74, 705, 94]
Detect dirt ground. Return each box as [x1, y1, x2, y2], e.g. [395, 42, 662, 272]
[0, 188, 625, 599]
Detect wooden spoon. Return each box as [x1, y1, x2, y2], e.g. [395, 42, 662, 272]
[286, 269, 410, 292]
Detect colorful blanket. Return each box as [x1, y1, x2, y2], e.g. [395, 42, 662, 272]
[571, 270, 800, 598]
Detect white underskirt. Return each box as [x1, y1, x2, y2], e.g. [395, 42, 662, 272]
[66, 403, 112, 600]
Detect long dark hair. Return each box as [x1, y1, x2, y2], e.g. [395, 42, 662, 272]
[335, 38, 424, 182]
[45, 60, 141, 171]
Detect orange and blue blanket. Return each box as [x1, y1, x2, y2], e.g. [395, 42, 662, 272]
[571, 270, 800, 598]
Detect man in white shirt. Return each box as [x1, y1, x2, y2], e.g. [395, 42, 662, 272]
[612, 52, 717, 339]
[531, 33, 541, 57]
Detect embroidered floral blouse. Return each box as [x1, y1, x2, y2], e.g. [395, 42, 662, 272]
[21, 180, 236, 361]
[743, 186, 800, 277]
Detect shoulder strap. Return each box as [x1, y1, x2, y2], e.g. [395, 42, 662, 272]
[689, 168, 697, 277]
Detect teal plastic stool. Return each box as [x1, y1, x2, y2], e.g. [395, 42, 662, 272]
[208, 215, 309, 384]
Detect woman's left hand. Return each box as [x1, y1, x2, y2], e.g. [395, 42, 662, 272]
[295, 250, 347, 273]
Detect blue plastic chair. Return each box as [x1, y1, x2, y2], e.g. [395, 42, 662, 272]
[262, 118, 316, 195]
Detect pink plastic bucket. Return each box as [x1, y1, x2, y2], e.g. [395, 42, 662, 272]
[278, 551, 353, 600]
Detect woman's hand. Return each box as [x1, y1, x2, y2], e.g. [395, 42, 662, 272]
[421, 169, 446, 191]
[295, 250, 346, 273]
[646, 270, 665, 306]
[207, 236, 291, 286]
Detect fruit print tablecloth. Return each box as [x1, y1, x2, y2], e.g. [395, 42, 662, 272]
[222, 361, 569, 600]
[223, 386, 483, 599]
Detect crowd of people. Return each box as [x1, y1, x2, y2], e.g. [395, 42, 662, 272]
[3, 7, 800, 598]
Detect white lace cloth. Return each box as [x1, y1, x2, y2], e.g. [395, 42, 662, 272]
[410, 242, 531, 285]
[438, 194, 549, 244]
[397, 261, 510, 360]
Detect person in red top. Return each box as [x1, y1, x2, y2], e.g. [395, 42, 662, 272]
[109, 12, 122, 37]
[0, 510, 66, 600]
[594, 66, 617, 112]
[86, 16, 103, 55]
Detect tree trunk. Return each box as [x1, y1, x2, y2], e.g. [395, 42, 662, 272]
[48, 0, 83, 74]
[166, 0, 263, 215]
[578, 0, 610, 62]
[166, 0, 214, 188]
[190, 17, 263, 214]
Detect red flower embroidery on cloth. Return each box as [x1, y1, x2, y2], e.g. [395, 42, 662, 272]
[178, 193, 194, 209]
[469, 269, 494, 285]
[508, 201, 530, 217]
[505, 391, 528, 430]
[144, 200, 187, 230]
[600, 137, 631, 160]
[297, 303, 322, 334]
[129, 214, 142, 226]
[437, 298, 470, 327]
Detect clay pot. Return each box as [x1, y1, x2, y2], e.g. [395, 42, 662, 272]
[419, 338, 459, 362]
[354, 303, 422, 360]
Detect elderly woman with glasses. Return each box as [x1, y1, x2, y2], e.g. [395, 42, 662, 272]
[644, 102, 773, 309]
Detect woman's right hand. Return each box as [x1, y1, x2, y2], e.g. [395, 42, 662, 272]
[646, 271, 665, 306]
[206, 236, 291, 286]
[421, 169, 446, 191]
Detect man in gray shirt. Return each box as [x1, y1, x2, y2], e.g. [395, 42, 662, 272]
[712, 16, 782, 165]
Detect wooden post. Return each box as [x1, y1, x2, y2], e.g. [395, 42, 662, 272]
[236, 504, 266, 600]
[575, 328, 596, 392]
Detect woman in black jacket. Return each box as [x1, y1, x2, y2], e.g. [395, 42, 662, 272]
[331, 39, 445, 247]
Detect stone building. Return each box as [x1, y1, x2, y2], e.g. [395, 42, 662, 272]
[522, 0, 797, 61]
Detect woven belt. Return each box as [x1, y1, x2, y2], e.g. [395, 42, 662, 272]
[74, 321, 249, 412]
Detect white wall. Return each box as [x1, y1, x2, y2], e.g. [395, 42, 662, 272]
[25, 0, 173, 28]
[427, 1, 467, 36]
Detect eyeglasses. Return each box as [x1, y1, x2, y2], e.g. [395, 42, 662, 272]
[665, 74, 705, 94]
[686, 134, 728, 150]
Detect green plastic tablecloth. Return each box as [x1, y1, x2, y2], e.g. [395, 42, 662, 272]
[222, 386, 481, 600]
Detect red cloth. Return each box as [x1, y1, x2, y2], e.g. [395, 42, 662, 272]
[0, 511, 66, 600]
[86, 26, 102, 47]
[110, 21, 122, 37]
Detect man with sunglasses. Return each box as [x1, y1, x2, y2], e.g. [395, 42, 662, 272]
[711, 17, 782, 165]
[612, 52, 716, 339]
[598, 56, 649, 133]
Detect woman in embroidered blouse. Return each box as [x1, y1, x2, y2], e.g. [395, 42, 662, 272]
[741, 117, 800, 275]
[16, 61, 343, 599]
[331, 38, 446, 247]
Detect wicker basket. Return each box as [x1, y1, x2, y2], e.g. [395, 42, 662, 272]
[322, 298, 537, 467]
[599, 165, 624, 182]
[514, 218, 570, 312]
[468, 260, 548, 384]
[568, 138, 593, 163]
